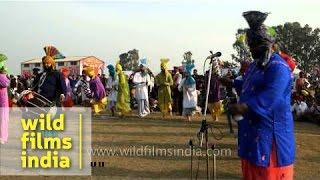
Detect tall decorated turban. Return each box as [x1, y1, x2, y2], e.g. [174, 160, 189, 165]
[160, 58, 170, 71]
[42, 46, 65, 69]
[243, 11, 274, 67]
[243, 11, 274, 47]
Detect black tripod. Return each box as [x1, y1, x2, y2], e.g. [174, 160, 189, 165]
[198, 119, 211, 180]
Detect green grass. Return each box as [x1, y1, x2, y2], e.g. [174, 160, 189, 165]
[91, 112, 320, 179]
[2, 112, 319, 179]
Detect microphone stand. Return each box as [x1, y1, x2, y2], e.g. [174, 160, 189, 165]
[200, 55, 216, 180]
[189, 55, 219, 180]
[189, 139, 194, 179]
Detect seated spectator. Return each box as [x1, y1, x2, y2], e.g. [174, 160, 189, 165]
[292, 96, 308, 118]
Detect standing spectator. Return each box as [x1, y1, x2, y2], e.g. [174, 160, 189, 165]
[106, 65, 118, 116]
[8, 75, 17, 106]
[100, 74, 108, 91]
[292, 96, 308, 118]
[69, 75, 78, 104]
[192, 69, 203, 90]
[224, 70, 237, 134]
[149, 72, 159, 112]
[60, 67, 74, 107]
[31, 68, 41, 88]
[133, 63, 151, 117]
[16, 75, 27, 94]
[128, 73, 136, 109]
[272, 43, 296, 72]
[74, 71, 91, 107]
[296, 71, 310, 95]
[172, 66, 183, 115]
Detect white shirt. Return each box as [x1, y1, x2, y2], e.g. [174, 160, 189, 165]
[178, 78, 198, 108]
[106, 77, 118, 102]
[133, 72, 150, 100]
[292, 101, 308, 116]
[149, 76, 155, 93]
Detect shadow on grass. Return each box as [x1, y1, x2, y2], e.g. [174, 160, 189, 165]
[0, 176, 91, 180]
[93, 137, 236, 148]
[294, 130, 320, 136]
[92, 166, 240, 179]
[299, 155, 320, 163]
[93, 131, 200, 137]
[93, 115, 228, 125]
[93, 130, 234, 143]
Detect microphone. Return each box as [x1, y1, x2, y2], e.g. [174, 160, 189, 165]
[206, 51, 222, 59]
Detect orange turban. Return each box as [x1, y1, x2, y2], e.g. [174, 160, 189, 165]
[60, 67, 70, 77]
[42, 55, 56, 69]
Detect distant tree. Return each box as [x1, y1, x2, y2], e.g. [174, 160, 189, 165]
[275, 22, 320, 71]
[231, 29, 252, 63]
[119, 49, 140, 71]
[0, 54, 8, 72]
[232, 22, 320, 71]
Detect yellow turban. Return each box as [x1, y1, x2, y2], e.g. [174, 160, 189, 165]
[84, 67, 95, 77]
[116, 62, 123, 73]
[42, 55, 56, 69]
[160, 58, 170, 70]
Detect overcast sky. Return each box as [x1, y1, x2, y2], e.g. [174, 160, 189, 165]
[0, 0, 319, 74]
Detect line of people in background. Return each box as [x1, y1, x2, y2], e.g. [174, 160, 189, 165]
[1, 49, 320, 146]
[4, 56, 320, 124]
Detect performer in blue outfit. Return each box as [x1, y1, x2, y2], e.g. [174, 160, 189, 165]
[229, 11, 295, 179]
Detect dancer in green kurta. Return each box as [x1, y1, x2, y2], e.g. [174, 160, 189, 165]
[155, 58, 173, 117]
[116, 62, 131, 116]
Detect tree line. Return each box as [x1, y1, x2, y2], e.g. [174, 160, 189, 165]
[232, 22, 320, 72]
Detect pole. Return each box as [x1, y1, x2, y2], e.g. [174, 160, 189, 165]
[205, 129, 210, 180]
[202, 56, 216, 180]
[189, 139, 193, 180]
[191, 55, 218, 180]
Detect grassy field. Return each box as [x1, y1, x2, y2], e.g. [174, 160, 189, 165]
[1, 112, 319, 180]
[90, 112, 320, 179]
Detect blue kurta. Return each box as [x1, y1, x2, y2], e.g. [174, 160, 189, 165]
[37, 70, 67, 103]
[237, 53, 295, 167]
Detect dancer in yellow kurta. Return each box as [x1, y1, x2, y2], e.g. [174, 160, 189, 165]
[115, 62, 131, 116]
[155, 58, 173, 117]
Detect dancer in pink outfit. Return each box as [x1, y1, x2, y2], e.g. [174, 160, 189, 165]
[0, 70, 10, 144]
